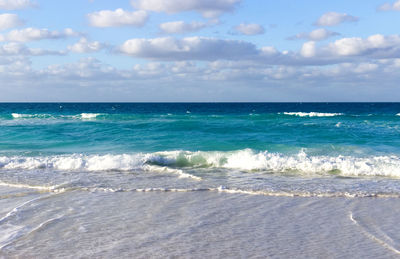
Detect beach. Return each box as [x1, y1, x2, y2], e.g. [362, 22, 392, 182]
[1, 185, 400, 258]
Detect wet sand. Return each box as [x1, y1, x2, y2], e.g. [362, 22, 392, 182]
[1, 186, 400, 258]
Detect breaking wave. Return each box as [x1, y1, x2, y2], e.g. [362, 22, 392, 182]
[80, 113, 104, 119]
[1, 149, 400, 177]
[282, 112, 344, 117]
[10, 113, 105, 120]
[11, 113, 54, 119]
[6, 112, 400, 121]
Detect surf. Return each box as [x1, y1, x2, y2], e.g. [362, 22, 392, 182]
[1, 149, 400, 178]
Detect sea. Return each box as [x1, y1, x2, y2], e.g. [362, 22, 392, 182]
[1, 103, 400, 258]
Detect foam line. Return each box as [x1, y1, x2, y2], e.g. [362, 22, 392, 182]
[282, 112, 343, 117]
[2, 150, 400, 177]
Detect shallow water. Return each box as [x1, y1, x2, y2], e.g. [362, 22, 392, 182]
[1, 189, 400, 258]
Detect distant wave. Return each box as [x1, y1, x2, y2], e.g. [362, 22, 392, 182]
[11, 113, 30, 118]
[61, 113, 105, 120]
[80, 113, 104, 119]
[1, 149, 400, 178]
[10, 113, 106, 120]
[282, 112, 343, 117]
[7, 112, 400, 121]
[11, 113, 53, 119]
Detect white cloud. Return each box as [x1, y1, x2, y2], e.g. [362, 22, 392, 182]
[234, 23, 265, 35]
[290, 28, 339, 41]
[329, 37, 365, 56]
[378, 0, 400, 11]
[0, 14, 24, 30]
[315, 12, 358, 26]
[87, 8, 148, 27]
[159, 21, 207, 34]
[68, 38, 104, 53]
[132, 0, 241, 18]
[0, 28, 80, 42]
[352, 63, 379, 73]
[260, 46, 279, 56]
[328, 34, 400, 57]
[0, 42, 66, 56]
[120, 36, 258, 60]
[0, 42, 27, 55]
[42, 57, 118, 79]
[300, 41, 316, 57]
[0, 0, 34, 10]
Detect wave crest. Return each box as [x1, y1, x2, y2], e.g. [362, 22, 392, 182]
[11, 113, 53, 119]
[80, 113, 103, 119]
[1, 150, 400, 177]
[282, 112, 343, 117]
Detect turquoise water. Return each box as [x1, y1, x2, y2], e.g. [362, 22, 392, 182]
[2, 103, 400, 155]
[2, 103, 400, 257]
[1, 103, 400, 196]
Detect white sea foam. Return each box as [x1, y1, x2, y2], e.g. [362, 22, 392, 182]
[0, 153, 200, 180]
[0, 154, 143, 171]
[80, 113, 103, 119]
[0, 181, 60, 192]
[1, 150, 400, 177]
[50, 186, 400, 198]
[283, 112, 343, 117]
[11, 113, 30, 118]
[214, 186, 400, 198]
[143, 164, 202, 180]
[11, 113, 53, 119]
[145, 149, 400, 177]
[2, 181, 398, 198]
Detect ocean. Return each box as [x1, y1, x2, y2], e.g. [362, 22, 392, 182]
[1, 103, 400, 258]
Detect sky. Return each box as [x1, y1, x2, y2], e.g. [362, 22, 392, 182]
[1, 0, 400, 102]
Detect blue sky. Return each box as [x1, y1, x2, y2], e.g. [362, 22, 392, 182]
[1, 0, 400, 101]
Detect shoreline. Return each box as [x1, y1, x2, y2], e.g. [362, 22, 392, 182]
[1, 186, 399, 258]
